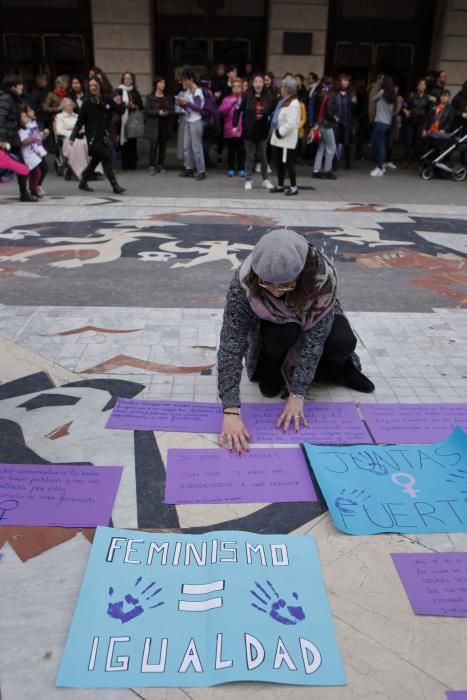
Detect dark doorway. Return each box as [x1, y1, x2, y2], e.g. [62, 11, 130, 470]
[326, 0, 437, 94]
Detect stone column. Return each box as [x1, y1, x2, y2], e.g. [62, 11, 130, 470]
[91, 0, 153, 94]
[430, 0, 467, 92]
[266, 0, 329, 77]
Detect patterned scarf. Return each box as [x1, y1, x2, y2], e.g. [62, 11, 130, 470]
[239, 243, 337, 330]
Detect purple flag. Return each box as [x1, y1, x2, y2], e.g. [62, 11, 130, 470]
[0, 463, 122, 527]
[241, 402, 371, 444]
[360, 402, 467, 443]
[391, 552, 467, 617]
[165, 448, 318, 504]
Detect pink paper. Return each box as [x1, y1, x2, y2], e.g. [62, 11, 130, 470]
[165, 448, 318, 504]
[391, 552, 467, 617]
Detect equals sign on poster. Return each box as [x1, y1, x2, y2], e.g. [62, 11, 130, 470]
[178, 580, 225, 612]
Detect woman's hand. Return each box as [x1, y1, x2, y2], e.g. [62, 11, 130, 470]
[219, 414, 251, 454]
[232, 126, 238, 134]
[276, 395, 308, 433]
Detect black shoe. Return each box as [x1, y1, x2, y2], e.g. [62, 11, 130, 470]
[269, 186, 284, 193]
[20, 192, 38, 202]
[79, 181, 93, 192]
[195, 172, 206, 181]
[285, 187, 298, 196]
[112, 184, 126, 194]
[179, 169, 194, 177]
[312, 171, 323, 178]
[259, 374, 283, 398]
[324, 171, 337, 180]
[336, 360, 375, 393]
[64, 167, 72, 181]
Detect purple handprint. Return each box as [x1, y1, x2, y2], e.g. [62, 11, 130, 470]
[250, 580, 305, 626]
[107, 577, 164, 624]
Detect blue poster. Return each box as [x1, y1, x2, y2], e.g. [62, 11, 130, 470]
[57, 527, 346, 688]
[304, 427, 467, 536]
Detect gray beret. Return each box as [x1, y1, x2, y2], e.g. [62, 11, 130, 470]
[251, 229, 309, 284]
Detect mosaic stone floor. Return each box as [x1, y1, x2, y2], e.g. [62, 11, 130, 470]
[0, 193, 466, 699]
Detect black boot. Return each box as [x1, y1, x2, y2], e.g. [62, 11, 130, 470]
[334, 358, 375, 393]
[109, 175, 125, 194]
[79, 180, 93, 192]
[259, 374, 283, 398]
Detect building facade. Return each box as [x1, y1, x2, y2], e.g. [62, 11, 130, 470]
[1, 0, 466, 95]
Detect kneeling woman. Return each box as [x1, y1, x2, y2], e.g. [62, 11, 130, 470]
[217, 229, 374, 451]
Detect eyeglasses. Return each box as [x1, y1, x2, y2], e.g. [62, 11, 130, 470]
[258, 279, 297, 293]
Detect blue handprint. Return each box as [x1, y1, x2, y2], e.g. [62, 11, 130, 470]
[107, 577, 164, 624]
[335, 488, 371, 515]
[250, 580, 305, 626]
[446, 468, 467, 494]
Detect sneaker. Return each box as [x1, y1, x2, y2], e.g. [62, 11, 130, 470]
[385, 161, 397, 169]
[244, 179, 253, 190]
[370, 167, 385, 177]
[269, 186, 284, 193]
[255, 163, 261, 173]
[238, 169, 246, 177]
[227, 169, 235, 177]
[36, 186, 46, 196]
[285, 186, 299, 196]
[148, 166, 156, 175]
[262, 179, 273, 189]
[312, 170, 323, 178]
[324, 171, 337, 180]
[195, 172, 206, 181]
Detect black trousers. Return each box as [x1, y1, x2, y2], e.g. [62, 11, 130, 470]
[11, 146, 28, 196]
[121, 137, 138, 169]
[274, 145, 297, 187]
[149, 123, 168, 167]
[256, 315, 357, 381]
[81, 141, 116, 185]
[226, 137, 245, 170]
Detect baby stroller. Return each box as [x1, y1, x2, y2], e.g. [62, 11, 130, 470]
[419, 127, 467, 181]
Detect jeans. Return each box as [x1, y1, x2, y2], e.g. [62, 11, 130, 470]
[183, 119, 205, 173]
[372, 121, 390, 169]
[313, 127, 336, 172]
[274, 145, 297, 187]
[244, 138, 268, 179]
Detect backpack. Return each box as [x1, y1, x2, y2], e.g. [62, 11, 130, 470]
[200, 87, 220, 136]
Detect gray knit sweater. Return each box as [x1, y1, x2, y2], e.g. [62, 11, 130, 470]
[217, 271, 338, 407]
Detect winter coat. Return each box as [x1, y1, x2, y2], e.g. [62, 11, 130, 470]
[144, 93, 174, 140]
[218, 93, 243, 138]
[0, 88, 24, 146]
[405, 92, 430, 124]
[232, 91, 274, 141]
[452, 83, 467, 129]
[43, 90, 63, 116]
[70, 95, 122, 145]
[315, 92, 338, 130]
[270, 97, 301, 159]
[426, 104, 455, 133]
[330, 91, 356, 144]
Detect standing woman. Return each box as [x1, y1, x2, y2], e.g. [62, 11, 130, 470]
[232, 74, 274, 191]
[69, 77, 125, 194]
[312, 77, 338, 179]
[332, 73, 356, 169]
[402, 78, 430, 166]
[217, 229, 374, 452]
[218, 77, 245, 176]
[269, 76, 301, 195]
[370, 75, 396, 177]
[69, 76, 86, 113]
[88, 67, 113, 96]
[119, 71, 143, 170]
[175, 70, 206, 180]
[145, 76, 173, 174]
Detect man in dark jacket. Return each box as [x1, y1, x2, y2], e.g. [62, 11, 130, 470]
[0, 74, 35, 201]
[70, 77, 125, 194]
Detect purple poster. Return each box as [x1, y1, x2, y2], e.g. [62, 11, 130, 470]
[241, 402, 371, 444]
[391, 552, 467, 617]
[165, 448, 318, 504]
[360, 402, 467, 443]
[0, 463, 122, 527]
[106, 398, 222, 432]
[446, 693, 467, 699]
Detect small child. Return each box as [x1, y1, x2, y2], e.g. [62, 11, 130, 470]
[18, 108, 48, 197]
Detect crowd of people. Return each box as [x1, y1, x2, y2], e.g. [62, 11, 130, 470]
[0, 64, 466, 201]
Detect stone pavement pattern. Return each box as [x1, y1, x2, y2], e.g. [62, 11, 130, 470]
[0, 179, 466, 699]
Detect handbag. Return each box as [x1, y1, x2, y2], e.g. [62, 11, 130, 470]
[307, 94, 330, 144]
[125, 109, 144, 139]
